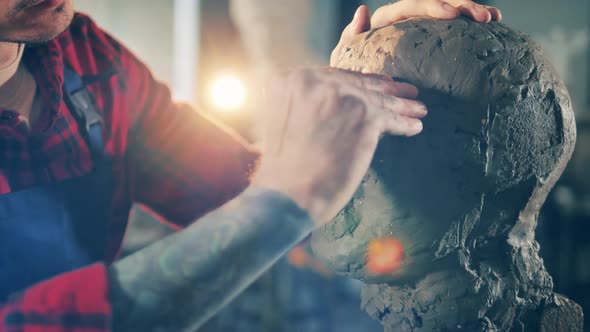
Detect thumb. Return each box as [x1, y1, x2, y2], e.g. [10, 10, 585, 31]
[331, 6, 371, 66]
[342, 5, 372, 41]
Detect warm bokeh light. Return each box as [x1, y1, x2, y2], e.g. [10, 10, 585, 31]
[366, 237, 404, 275]
[210, 75, 246, 111]
[287, 247, 308, 268]
[287, 246, 333, 277]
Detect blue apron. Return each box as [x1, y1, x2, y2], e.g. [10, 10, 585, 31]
[0, 67, 112, 300]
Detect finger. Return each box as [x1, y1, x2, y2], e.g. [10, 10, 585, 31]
[336, 84, 426, 137]
[353, 72, 394, 82]
[485, 6, 502, 22]
[371, 0, 460, 29]
[364, 92, 428, 119]
[340, 83, 427, 118]
[389, 97, 427, 118]
[360, 81, 420, 101]
[379, 111, 424, 137]
[326, 69, 420, 99]
[381, 82, 419, 99]
[331, 6, 371, 66]
[444, 0, 491, 23]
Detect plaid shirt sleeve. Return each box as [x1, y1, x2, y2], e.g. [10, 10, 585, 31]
[0, 264, 111, 332]
[116, 32, 260, 227]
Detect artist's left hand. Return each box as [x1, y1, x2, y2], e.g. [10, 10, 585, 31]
[331, 0, 502, 66]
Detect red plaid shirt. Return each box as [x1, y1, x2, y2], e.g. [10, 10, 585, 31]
[0, 13, 259, 331]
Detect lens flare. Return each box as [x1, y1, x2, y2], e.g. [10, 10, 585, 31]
[287, 247, 333, 277]
[287, 247, 308, 268]
[366, 237, 404, 275]
[210, 75, 246, 111]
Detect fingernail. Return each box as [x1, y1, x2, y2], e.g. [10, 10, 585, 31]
[352, 8, 360, 23]
[411, 120, 424, 133]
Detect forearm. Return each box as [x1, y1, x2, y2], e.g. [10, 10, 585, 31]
[108, 187, 314, 331]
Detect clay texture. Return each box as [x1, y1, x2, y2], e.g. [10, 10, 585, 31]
[312, 18, 581, 331]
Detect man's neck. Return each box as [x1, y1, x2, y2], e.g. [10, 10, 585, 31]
[0, 42, 20, 70]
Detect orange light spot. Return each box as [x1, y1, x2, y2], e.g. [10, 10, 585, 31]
[288, 247, 308, 267]
[366, 237, 404, 275]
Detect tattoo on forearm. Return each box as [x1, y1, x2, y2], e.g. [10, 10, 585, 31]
[108, 188, 314, 331]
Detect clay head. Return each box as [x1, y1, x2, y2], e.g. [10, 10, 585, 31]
[312, 18, 576, 285]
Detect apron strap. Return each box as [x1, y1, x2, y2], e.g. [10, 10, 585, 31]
[61, 67, 113, 262]
[63, 66, 105, 161]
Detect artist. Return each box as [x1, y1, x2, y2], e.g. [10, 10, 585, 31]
[0, 0, 500, 330]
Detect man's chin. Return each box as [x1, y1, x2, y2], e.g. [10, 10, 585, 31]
[1, 25, 69, 45]
[1, 5, 73, 44]
[24, 27, 69, 44]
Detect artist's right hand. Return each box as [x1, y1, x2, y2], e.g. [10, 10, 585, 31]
[253, 67, 427, 226]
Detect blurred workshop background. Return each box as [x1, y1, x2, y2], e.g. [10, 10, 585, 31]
[75, 0, 590, 331]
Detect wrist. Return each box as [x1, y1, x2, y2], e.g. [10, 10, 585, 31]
[251, 166, 322, 226]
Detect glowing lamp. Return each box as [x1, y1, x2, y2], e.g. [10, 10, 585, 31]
[209, 75, 246, 111]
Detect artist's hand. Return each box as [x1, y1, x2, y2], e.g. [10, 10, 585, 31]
[331, 0, 502, 66]
[253, 68, 426, 226]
